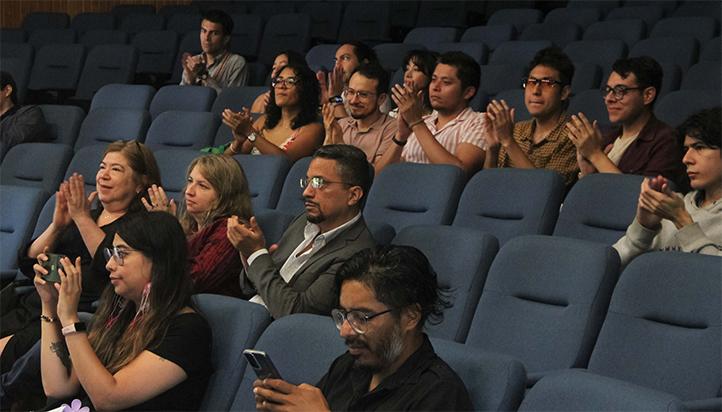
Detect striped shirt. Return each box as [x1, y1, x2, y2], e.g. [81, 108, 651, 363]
[402, 107, 485, 164]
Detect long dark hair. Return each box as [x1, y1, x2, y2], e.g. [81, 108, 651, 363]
[265, 63, 321, 131]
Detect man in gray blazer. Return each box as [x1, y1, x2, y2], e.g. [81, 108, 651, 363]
[227, 145, 376, 319]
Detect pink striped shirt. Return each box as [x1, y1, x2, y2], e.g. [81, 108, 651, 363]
[401, 106, 485, 164]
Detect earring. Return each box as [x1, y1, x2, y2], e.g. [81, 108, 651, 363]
[106, 294, 128, 329]
[130, 282, 151, 327]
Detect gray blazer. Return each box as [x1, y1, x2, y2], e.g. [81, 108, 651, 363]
[242, 213, 376, 319]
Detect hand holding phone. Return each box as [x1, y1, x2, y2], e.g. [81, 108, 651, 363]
[41, 253, 67, 284]
[244, 349, 283, 380]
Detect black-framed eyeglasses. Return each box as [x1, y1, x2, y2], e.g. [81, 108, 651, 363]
[523, 77, 563, 89]
[299, 177, 347, 189]
[600, 85, 644, 100]
[104, 247, 132, 266]
[332, 308, 392, 334]
[271, 77, 299, 88]
[343, 88, 377, 100]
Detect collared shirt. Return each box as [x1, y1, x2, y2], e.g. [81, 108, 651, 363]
[248, 213, 361, 306]
[339, 113, 398, 164]
[402, 106, 485, 164]
[316, 335, 475, 411]
[180, 49, 248, 93]
[498, 111, 579, 186]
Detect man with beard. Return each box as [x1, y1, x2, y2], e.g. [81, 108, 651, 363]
[323, 63, 397, 165]
[227, 145, 376, 319]
[252, 245, 474, 411]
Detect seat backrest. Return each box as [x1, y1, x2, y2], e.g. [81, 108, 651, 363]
[466, 235, 621, 380]
[431, 338, 527, 412]
[429, 42, 488, 66]
[0, 185, 46, 271]
[478, 63, 525, 96]
[404, 27, 459, 46]
[111, 4, 156, 24]
[152, 149, 208, 202]
[654, 90, 719, 127]
[211, 86, 269, 116]
[149, 85, 216, 120]
[493, 89, 532, 121]
[171, 31, 202, 84]
[606, 6, 665, 30]
[373, 43, 425, 72]
[132, 30, 179, 75]
[80, 30, 129, 50]
[519, 23, 582, 49]
[415, 1, 467, 28]
[90, 84, 156, 112]
[191, 295, 272, 410]
[144, 111, 219, 152]
[563, 39, 628, 71]
[454, 168, 565, 245]
[233, 154, 291, 211]
[70, 12, 116, 33]
[629, 36, 699, 72]
[568, 89, 613, 130]
[460, 24, 515, 51]
[38, 105, 85, 147]
[392, 225, 499, 343]
[74, 109, 151, 151]
[167, 12, 202, 35]
[28, 28, 77, 49]
[700, 36, 721, 61]
[673, 1, 721, 18]
[487, 8, 544, 33]
[0, 28, 28, 43]
[583, 19, 647, 49]
[251, 1, 292, 22]
[681, 61, 722, 92]
[22, 12, 70, 31]
[275, 156, 313, 216]
[231, 313, 347, 411]
[28, 44, 87, 92]
[65, 144, 110, 192]
[257, 13, 312, 66]
[1, 55, 32, 104]
[75, 45, 139, 101]
[119, 13, 166, 36]
[651, 17, 719, 45]
[544, 7, 602, 27]
[228, 14, 264, 59]
[305, 44, 339, 73]
[566, 0, 621, 16]
[588, 252, 721, 402]
[569, 62, 602, 96]
[364, 163, 466, 234]
[300, 2, 343, 43]
[0, 143, 73, 194]
[489, 40, 553, 66]
[337, 2, 390, 44]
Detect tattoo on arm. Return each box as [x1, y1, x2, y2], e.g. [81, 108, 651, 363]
[50, 341, 72, 376]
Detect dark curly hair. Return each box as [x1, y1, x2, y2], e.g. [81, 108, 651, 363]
[265, 63, 321, 131]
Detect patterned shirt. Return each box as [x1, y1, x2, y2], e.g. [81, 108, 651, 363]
[402, 106, 485, 164]
[498, 111, 579, 186]
[180, 50, 248, 93]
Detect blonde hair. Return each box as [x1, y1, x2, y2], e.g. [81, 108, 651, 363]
[176, 154, 254, 235]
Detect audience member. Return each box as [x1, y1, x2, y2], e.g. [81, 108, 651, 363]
[36, 212, 212, 411]
[389, 50, 440, 119]
[484, 47, 579, 187]
[0, 141, 160, 373]
[252, 245, 473, 411]
[323, 62, 397, 165]
[321, 42, 384, 118]
[143, 154, 253, 298]
[219, 64, 324, 162]
[180, 10, 248, 92]
[226, 145, 376, 319]
[375, 51, 486, 178]
[0, 71, 49, 148]
[568, 56, 686, 184]
[614, 107, 722, 269]
[251, 50, 308, 114]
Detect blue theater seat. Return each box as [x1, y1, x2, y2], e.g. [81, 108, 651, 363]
[74, 109, 151, 151]
[0, 186, 45, 278]
[38, 105, 86, 148]
[70, 12, 116, 34]
[74, 44, 139, 101]
[90, 84, 156, 112]
[149, 85, 216, 120]
[144, 111, 219, 152]
[0, 143, 73, 195]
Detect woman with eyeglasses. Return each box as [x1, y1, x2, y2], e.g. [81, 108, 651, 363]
[34, 211, 212, 411]
[0, 141, 160, 374]
[142, 154, 253, 298]
[250, 50, 308, 114]
[220, 63, 324, 163]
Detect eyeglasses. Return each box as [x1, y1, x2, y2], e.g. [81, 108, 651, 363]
[523, 77, 563, 89]
[600, 85, 644, 100]
[104, 247, 132, 266]
[271, 77, 299, 88]
[332, 308, 392, 334]
[299, 177, 346, 189]
[343, 88, 377, 100]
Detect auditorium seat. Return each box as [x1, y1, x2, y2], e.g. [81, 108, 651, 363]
[566, 0, 621, 17]
[487, 8, 544, 33]
[228, 14, 264, 61]
[74, 109, 151, 151]
[478, 63, 525, 96]
[152, 149, 208, 203]
[170, 31, 202, 85]
[22, 12, 70, 32]
[246, 62, 269, 87]
[651, 17, 719, 45]
[0, 143, 73, 195]
[681, 61, 722, 92]
[73, 45, 139, 101]
[38, 105, 85, 147]
[337, 2, 391, 44]
[569, 62, 602, 96]
[0, 185, 46, 278]
[605, 6, 664, 30]
[392, 225, 499, 342]
[700, 37, 721, 61]
[132, 30, 179, 77]
[111, 4, 156, 24]
[149, 85, 216, 120]
[300, 1, 343, 44]
[630, 36, 699, 73]
[119, 13, 166, 39]
[489, 40, 552, 66]
[28, 44, 86, 96]
[70, 12, 116, 34]
[274, 156, 313, 216]
[460, 24, 515, 52]
[519, 23, 582, 49]
[90, 84, 156, 112]
[253, 209, 295, 247]
[257, 14, 312, 67]
[404, 27, 459, 46]
[0, 28, 28, 43]
[233, 154, 291, 211]
[144, 111, 219, 152]
[28, 29, 77, 49]
[563, 39, 628, 73]
[554, 173, 644, 245]
[166, 13, 202, 35]
[656, 62, 682, 99]
[568, 89, 613, 130]
[430, 42, 488, 66]
[373, 43, 425, 72]
[192, 1, 247, 15]
[654, 90, 719, 128]
[466, 235, 621, 385]
[194, 294, 272, 412]
[582, 19, 647, 49]
[79, 30, 129, 50]
[210, 86, 268, 147]
[251, 1, 293, 22]
[159, 4, 199, 17]
[65, 143, 109, 193]
[492, 89, 532, 121]
[415, 1, 468, 28]
[543, 7, 602, 28]
[673, 1, 721, 19]
[390, 1, 419, 33]
[305, 44, 339, 73]
[1, 43, 34, 104]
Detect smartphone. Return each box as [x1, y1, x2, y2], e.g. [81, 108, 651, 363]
[41, 253, 67, 284]
[243, 349, 283, 380]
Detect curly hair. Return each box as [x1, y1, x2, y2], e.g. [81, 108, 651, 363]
[264, 63, 321, 131]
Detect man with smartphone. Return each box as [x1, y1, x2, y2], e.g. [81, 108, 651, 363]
[251, 245, 474, 411]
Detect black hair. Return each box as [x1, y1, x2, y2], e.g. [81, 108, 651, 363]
[438, 51, 481, 101]
[346, 41, 378, 64]
[202, 9, 233, 36]
[528, 46, 575, 87]
[612, 56, 664, 107]
[313, 144, 371, 208]
[677, 107, 721, 150]
[351, 62, 390, 96]
[1, 71, 18, 106]
[402, 50, 440, 110]
[278, 49, 307, 68]
[265, 64, 321, 131]
[334, 245, 452, 328]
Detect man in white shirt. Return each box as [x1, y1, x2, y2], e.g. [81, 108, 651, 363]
[227, 145, 376, 319]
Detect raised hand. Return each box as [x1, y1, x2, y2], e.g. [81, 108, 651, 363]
[322, 103, 342, 144]
[391, 83, 425, 126]
[141, 184, 177, 215]
[567, 113, 604, 160]
[52, 181, 73, 230]
[227, 216, 267, 258]
[222, 108, 256, 138]
[63, 174, 96, 222]
[486, 100, 515, 146]
[328, 64, 345, 99]
[56, 256, 83, 325]
[33, 246, 60, 307]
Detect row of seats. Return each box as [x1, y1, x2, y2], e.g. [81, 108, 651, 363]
[192, 240, 719, 411]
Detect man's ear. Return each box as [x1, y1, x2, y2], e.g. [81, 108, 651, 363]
[463, 86, 476, 102]
[223, 34, 231, 46]
[377, 92, 387, 107]
[2, 85, 12, 98]
[560, 84, 571, 102]
[401, 304, 422, 332]
[347, 186, 363, 207]
[642, 86, 656, 106]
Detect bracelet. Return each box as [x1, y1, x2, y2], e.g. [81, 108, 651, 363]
[392, 136, 407, 147]
[40, 315, 55, 323]
[229, 141, 242, 155]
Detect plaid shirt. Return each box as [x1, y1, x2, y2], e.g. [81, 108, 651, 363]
[498, 111, 579, 186]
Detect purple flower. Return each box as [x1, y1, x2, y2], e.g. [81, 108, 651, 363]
[61, 399, 90, 412]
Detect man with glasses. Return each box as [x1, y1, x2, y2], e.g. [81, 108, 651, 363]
[568, 56, 685, 184]
[252, 245, 474, 411]
[226, 145, 375, 319]
[321, 42, 383, 118]
[323, 63, 397, 165]
[483, 47, 579, 188]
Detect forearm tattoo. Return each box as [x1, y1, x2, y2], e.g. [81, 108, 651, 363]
[50, 340, 72, 376]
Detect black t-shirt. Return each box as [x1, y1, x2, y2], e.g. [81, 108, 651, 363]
[316, 335, 475, 411]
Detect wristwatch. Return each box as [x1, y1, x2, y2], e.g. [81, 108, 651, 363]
[328, 96, 343, 104]
[247, 132, 258, 142]
[199, 72, 209, 81]
[62, 322, 87, 336]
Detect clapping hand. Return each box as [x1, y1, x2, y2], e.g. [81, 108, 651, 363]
[141, 185, 177, 215]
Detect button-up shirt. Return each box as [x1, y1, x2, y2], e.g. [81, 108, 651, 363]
[340, 113, 398, 164]
[180, 49, 248, 93]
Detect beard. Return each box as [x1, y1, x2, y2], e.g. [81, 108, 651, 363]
[348, 321, 404, 374]
[305, 199, 326, 224]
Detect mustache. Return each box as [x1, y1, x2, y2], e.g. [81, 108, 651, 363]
[345, 336, 367, 348]
[304, 197, 319, 207]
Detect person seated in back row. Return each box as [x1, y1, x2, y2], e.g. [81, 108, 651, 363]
[1, 71, 49, 148]
[614, 107, 722, 269]
[251, 50, 308, 114]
